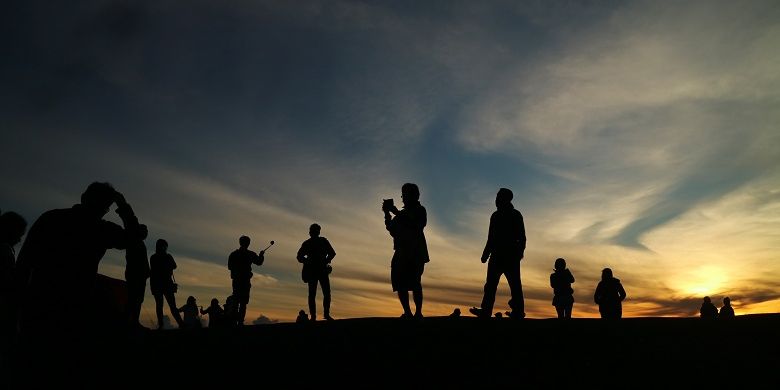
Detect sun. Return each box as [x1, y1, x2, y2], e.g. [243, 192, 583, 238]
[674, 266, 729, 297]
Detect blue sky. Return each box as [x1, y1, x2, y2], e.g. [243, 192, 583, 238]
[2, 0, 779, 324]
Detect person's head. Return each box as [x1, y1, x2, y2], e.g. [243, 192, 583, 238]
[0, 211, 27, 246]
[211, 298, 219, 307]
[137, 224, 149, 241]
[496, 188, 513, 208]
[187, 296, 196, 305]
[156, 239, 168, 253]
[601, 268, 613, 281]
[309, 223, 321, 238]
[81, 182, 116, 218]
[723, 297, 731, 306]
[239, 235, 251, 249]
[401, 183, 420, 206]
[299, 309, 306, 316]
[554, 258, 566, 271]
[703, 296, 712, 304]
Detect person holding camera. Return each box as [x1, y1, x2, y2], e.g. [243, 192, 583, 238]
[297, 223, 336, 321]
[150, 239, 184, 329]
[228, 235, 265, 325]
[383, 183, 429, 319]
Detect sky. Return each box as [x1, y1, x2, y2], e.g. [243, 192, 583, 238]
[1, 0, 779, 325]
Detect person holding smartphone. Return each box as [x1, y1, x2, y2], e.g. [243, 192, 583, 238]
[383, 183, 429, 319]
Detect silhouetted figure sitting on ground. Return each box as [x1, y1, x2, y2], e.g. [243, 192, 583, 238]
[449, 308, 461, 317]
[297, 223, 336, 321]
[594, 268, 626, 319]
[228, 236, 265, 325]
[383, 183, 429, 319]
[179, 296, 202, 329]
[296, 310, 309, 324]
[125, 224, 150, 328]
[470, 188, 526, 320]
[550, 258, 575, 319]
[150, 239, 184, 329]
[719, 297, 735, 319]
[15, 182, 139, 334]
[494, 312, 503, 318]
[200, 298, 225, 328]
[0, 211, 26, 350]
[700, 296, 718, 319]
[223, 295, 239, 327]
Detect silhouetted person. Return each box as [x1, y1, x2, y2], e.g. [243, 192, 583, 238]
[449, 308, 461, 317]
[296, 310, 309, 324]
[200, 298, 224, 328]
[383, 183, 429, 319]
[700, 296, 718, 319]
[719, 297, 735, 319]
[223, 295, 238, 327]
[594, 268, 626, 319]
[178, 296, 202, 329]
[0, 211, 27, 350]
[470, 188, 526, 319]
[297, 224, 336, 321]
[125, 224, 150, 328]
[150, 239, 183, 329]
[228, 236, 265, 325]
[15, 182, 139, 334]
[550, 258, 575, 319]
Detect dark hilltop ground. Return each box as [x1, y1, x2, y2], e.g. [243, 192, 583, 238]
[8, 314, 779, 388]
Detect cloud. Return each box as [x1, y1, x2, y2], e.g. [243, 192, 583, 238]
[6, 0, 780, 322]
[252, 314, 279, 325]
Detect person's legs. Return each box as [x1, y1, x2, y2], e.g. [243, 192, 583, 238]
[555, 306, 565, 319]
[233, 279, 250, 325]
[412, 263, 424, 317]
[164, 291, 183, 327]
[397, 291, 412, 317]
[127, 280, 145, 325]
[308, 280, 318, 320]
[321, 275, 332, 320]
[153, 293, 164, 329]
[479, 261, 502, 317]
[564, 301, 573, 319]
[505, 261, 524, 319]
[412, 288, 423, 318]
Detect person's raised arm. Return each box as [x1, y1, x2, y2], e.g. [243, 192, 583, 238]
[567, 269, 575, 283]
[254, 250, 264, 266]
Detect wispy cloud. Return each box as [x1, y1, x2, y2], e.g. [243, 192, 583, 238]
[3, 0, 779, 321]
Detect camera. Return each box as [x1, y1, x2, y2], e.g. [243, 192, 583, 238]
[382, 198, 394, 212]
